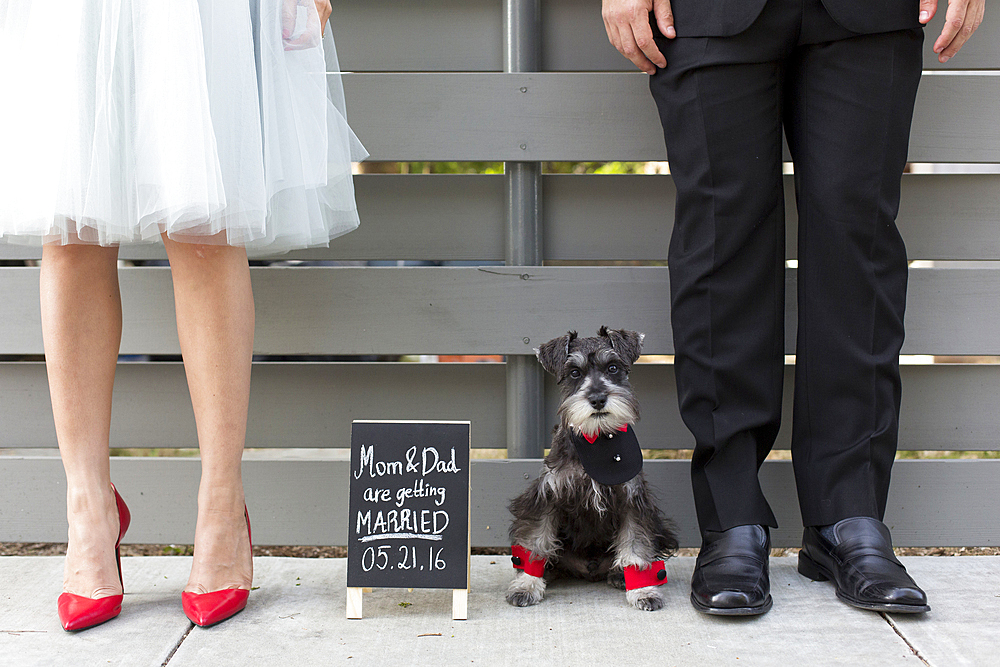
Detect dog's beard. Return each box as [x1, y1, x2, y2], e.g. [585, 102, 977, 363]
[560, 390, 638, 437]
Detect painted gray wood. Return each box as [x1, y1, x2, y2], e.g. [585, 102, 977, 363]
[803, 173, 1000, 262]
[2, 173, 999, 263]
[301, 173, 504, 261]
[3, 266, 1000, 355]
[0, 362, 508, 450]
[544, 172, 1000, 262]
[1, 457, 996, 547]
[0, 265, 673, 355]
[331, 0, 999, 72]
[909, 74, 1000, 164]
[2, 173, 998, 263]
[342, 73, 1000, 162]
[623, 363, 1000, 454]
[333, 0, 503, 73]
[0, 175, 506, 263]
[3, 361, 997, 452]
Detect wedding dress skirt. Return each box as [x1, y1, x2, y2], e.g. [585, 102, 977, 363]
[0, 0, 367, 255]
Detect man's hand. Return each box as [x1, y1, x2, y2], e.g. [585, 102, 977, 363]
[602, 0, 676, 74]
[919, 0, 985, 63]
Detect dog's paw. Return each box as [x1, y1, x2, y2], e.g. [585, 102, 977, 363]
[506, 573, 546, 607]
[627, 586, 665, 611]
[607, 570, 626, 590]
[506, 589, 542, 607]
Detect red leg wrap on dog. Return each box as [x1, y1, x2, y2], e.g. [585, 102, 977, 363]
[623, 561, 667, 590]
[511, 545, 546, 578]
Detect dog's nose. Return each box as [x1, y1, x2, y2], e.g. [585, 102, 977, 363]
[589, 395, 607, 410]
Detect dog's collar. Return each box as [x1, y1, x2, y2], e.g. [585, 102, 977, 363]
[580, 424, 629, 444]
[569, 424, 643, 486]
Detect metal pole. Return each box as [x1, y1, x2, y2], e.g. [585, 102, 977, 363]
[504, 0, 545, 458]
[504, 0, 541, 73]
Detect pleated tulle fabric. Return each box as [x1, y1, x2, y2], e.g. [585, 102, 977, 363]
[0, 0, 367, 255]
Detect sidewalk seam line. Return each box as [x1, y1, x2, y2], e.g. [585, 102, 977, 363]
[882, 613, 931, 667]
[161, 624, 194, 666]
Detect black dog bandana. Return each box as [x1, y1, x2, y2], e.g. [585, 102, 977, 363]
[569, 424, 643, 486]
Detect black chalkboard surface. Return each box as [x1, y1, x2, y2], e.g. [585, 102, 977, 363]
[347, 421, 471, 590]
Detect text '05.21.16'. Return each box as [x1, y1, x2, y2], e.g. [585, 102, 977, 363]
[346, 421, 471, 620]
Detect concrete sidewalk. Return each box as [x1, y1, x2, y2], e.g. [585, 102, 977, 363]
[1, 555, 997, 666]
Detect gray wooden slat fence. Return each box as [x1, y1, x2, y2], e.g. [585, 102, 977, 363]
[1, 458, 997, 548]
[1, 0, 998, 548]
[3, 267, 1000, 356]
[5, 173, 998, 263]
[337, 73, 1000, 163]
[3, 362, 999, 452]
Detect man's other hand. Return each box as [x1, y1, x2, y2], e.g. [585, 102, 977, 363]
[919, 0, 985, 63]
[602, 0, 676, 74]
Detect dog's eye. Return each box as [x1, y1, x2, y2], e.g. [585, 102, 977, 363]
[569, 369, 582, 379]
[607, 364, 619, 375]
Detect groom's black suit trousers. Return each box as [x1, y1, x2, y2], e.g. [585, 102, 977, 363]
[648, 0, 924, 532]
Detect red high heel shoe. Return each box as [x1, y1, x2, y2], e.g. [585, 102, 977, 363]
[181, 507, 252, 627]
[57, 484, 131, 632]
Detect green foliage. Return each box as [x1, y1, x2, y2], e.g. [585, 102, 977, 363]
[545, 161, 649, 174]
[161, 545, 192, 556]
[109, 448, 199, 457]
[397, 162, 503, 174]
[389, 162, 651, 175]
[896, 451, 1000, 459]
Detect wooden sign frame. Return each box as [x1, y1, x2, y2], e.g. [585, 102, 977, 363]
[346, 420, 471, 620]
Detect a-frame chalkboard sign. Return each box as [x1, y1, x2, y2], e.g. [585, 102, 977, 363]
[346, 421, 471, 620]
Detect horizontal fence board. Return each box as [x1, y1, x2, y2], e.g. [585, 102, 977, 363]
[781, 268, 1000, 356]
[0, 266, 673, 356]
[0, 457, 996, 547]
[813, 173, 1000, 262]
[881, 268, 1000, 355]
[545, 172, 1000, 262]
[334, 0, 501, 73]
[332, 0, 1000, 72]
[2, 173, 999, 263]
[909, 74, 1000, 162]
[2, 362, 996, 452]
[267, 173, 505, 262]
[0, 362, 507, 451]
[3, 266, 1000, 355]
[0, 174, 506, 263]
[342, 73, 1000, 162]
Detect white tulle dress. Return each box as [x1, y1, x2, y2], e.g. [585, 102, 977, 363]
[0, 0, 367, 255]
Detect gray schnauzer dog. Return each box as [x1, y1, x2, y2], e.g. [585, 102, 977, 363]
[506, 327, 678, 611]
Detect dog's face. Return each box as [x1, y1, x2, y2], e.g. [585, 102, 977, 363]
[536, 327, 643, 436]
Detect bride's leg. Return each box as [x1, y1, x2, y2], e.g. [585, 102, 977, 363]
[40, 243, 124, 598]
[162, 234, 254, 594]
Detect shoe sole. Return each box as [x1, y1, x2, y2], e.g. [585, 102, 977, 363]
[798, 552, 930, 614]
[690, 592, 772, 616]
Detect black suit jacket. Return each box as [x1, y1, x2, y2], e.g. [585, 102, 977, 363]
[670, 0, 921, 36]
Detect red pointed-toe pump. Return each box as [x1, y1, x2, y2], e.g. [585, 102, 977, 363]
[57, 484, 131, 632]
[181, 507, 252, 627]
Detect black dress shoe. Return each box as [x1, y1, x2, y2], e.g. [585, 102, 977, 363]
[691, 524, 772, 616]
[799, 517, 930, 614]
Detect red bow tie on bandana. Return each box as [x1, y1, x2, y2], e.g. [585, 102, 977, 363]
[570, 424, 643, 486]
[581, 424, 630, 444]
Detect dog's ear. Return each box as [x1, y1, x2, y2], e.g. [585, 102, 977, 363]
[598, 327, 644, 366]
[536, 331, 577, 376]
